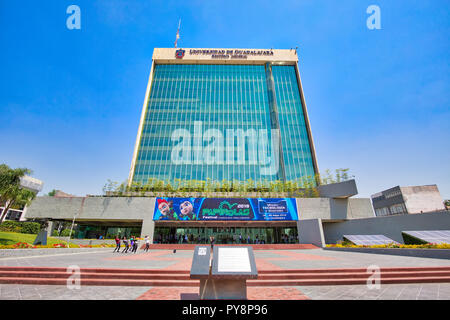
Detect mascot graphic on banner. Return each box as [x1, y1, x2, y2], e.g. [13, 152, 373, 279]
[157, 199, 178, 220]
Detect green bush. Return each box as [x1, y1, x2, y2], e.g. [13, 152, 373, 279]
[0, 221, 22, 233]
[60, 229, 74, 237]
[0, 221, 40, 234]
[20, 222, 41, 234]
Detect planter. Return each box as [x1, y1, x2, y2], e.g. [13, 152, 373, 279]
[324, 247, 450, 260]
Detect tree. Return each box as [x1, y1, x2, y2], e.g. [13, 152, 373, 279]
[47, 189, 57, 196]
[102, 179, 119, 195]
[0, 164, 36, 223]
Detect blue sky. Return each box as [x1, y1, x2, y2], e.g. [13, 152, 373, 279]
[0, 0, 449, 199]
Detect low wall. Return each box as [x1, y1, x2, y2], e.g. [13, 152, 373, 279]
[146, 244, 318, 250]
[323, 211, 450, 244]
[53, 237, 115, 245]
[0, 248, 111, 258]
[324, 247, 450, 260]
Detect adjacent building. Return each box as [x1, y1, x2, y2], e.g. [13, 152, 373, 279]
[371, 184, 446, 217]
[1, 175, 43, 222]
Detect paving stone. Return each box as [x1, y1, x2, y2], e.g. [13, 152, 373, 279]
[416, 284, 439, 300]
[375, 285, 405, 300]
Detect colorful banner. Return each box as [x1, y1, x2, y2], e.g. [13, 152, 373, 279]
[153, 197, 298, 221]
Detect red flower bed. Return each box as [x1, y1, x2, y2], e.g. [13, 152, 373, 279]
[12, 242, 36, 249]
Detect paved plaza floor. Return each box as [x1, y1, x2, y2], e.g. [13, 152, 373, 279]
[1, 248, 449, 300]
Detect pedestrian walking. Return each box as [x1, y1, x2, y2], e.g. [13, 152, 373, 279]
[113, 235, 121, 253]
[210, 235, 215, 251]
[144, 235, 150, 252]
[122, 236, 129, 253]
[132, 237, 138, 253]
[129, 236, 134, 253]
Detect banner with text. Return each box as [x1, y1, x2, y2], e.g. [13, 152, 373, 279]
[153, 197, 298, 221]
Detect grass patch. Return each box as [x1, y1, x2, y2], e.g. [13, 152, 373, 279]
[0, 231, 69, 246]
[0, 231, 115, 249]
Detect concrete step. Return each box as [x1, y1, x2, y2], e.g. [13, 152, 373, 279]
[0, 266, 189, 274]
[258, 266, 450, 274]
[147, 244, 318, 250]
[2, 269, 449, 281]
[2, 266, 448, 274]
[0, 271, 192, 280]
[1, 275, 450, 287]
[0, 277, 200, 287]
[257, 270, 450, 280]
[248, 276, 450, 286]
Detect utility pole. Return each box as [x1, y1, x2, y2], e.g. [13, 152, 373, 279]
[174, 19, 181, 48]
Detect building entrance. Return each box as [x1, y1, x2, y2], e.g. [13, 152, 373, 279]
[153, 226, 298, 244]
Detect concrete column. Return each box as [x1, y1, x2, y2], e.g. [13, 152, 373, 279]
[47, 220, 56, 237]
[297, 218, 326, 248]
[141, 218, 155, 243]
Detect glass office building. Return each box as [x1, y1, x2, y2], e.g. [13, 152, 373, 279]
[129, 48, 318, 185]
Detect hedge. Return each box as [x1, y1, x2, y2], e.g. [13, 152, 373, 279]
[51, 229, 75, 237]
[59, 229, 75, 237]
[0, 221, 41, 234]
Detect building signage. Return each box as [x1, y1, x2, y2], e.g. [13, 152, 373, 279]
[153, 197, 298, 221]
[176, 49, 274, 60]
[175, 49, 185, 59]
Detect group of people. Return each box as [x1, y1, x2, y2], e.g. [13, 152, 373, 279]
[113, 235, 151, 253]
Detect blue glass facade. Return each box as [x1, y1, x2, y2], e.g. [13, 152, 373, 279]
[272, 65, 316, 181]
[132, 63, 316, 184]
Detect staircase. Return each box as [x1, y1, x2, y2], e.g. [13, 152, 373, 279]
[146, 244, 318, 250]
[1, 266, 450, 286]
[253, 266, 450, 286]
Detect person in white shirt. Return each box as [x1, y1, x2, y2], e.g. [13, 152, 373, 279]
[144, 235, 150, 252]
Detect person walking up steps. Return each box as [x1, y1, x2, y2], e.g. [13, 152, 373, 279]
[113, 235, 121, 253]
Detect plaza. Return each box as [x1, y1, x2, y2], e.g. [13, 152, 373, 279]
[1, 247, 449, 300]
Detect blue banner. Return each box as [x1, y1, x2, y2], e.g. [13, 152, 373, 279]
[153, 197, 298, 221]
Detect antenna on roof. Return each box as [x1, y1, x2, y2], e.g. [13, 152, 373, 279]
[174, 19, 181, 48]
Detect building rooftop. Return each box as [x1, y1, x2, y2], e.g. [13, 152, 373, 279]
[152, 48, 299, 64]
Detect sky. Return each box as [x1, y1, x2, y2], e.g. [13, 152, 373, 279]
[0, 0, 449, 199]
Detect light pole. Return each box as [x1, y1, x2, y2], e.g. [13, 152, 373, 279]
[67, 210, 78, 248]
